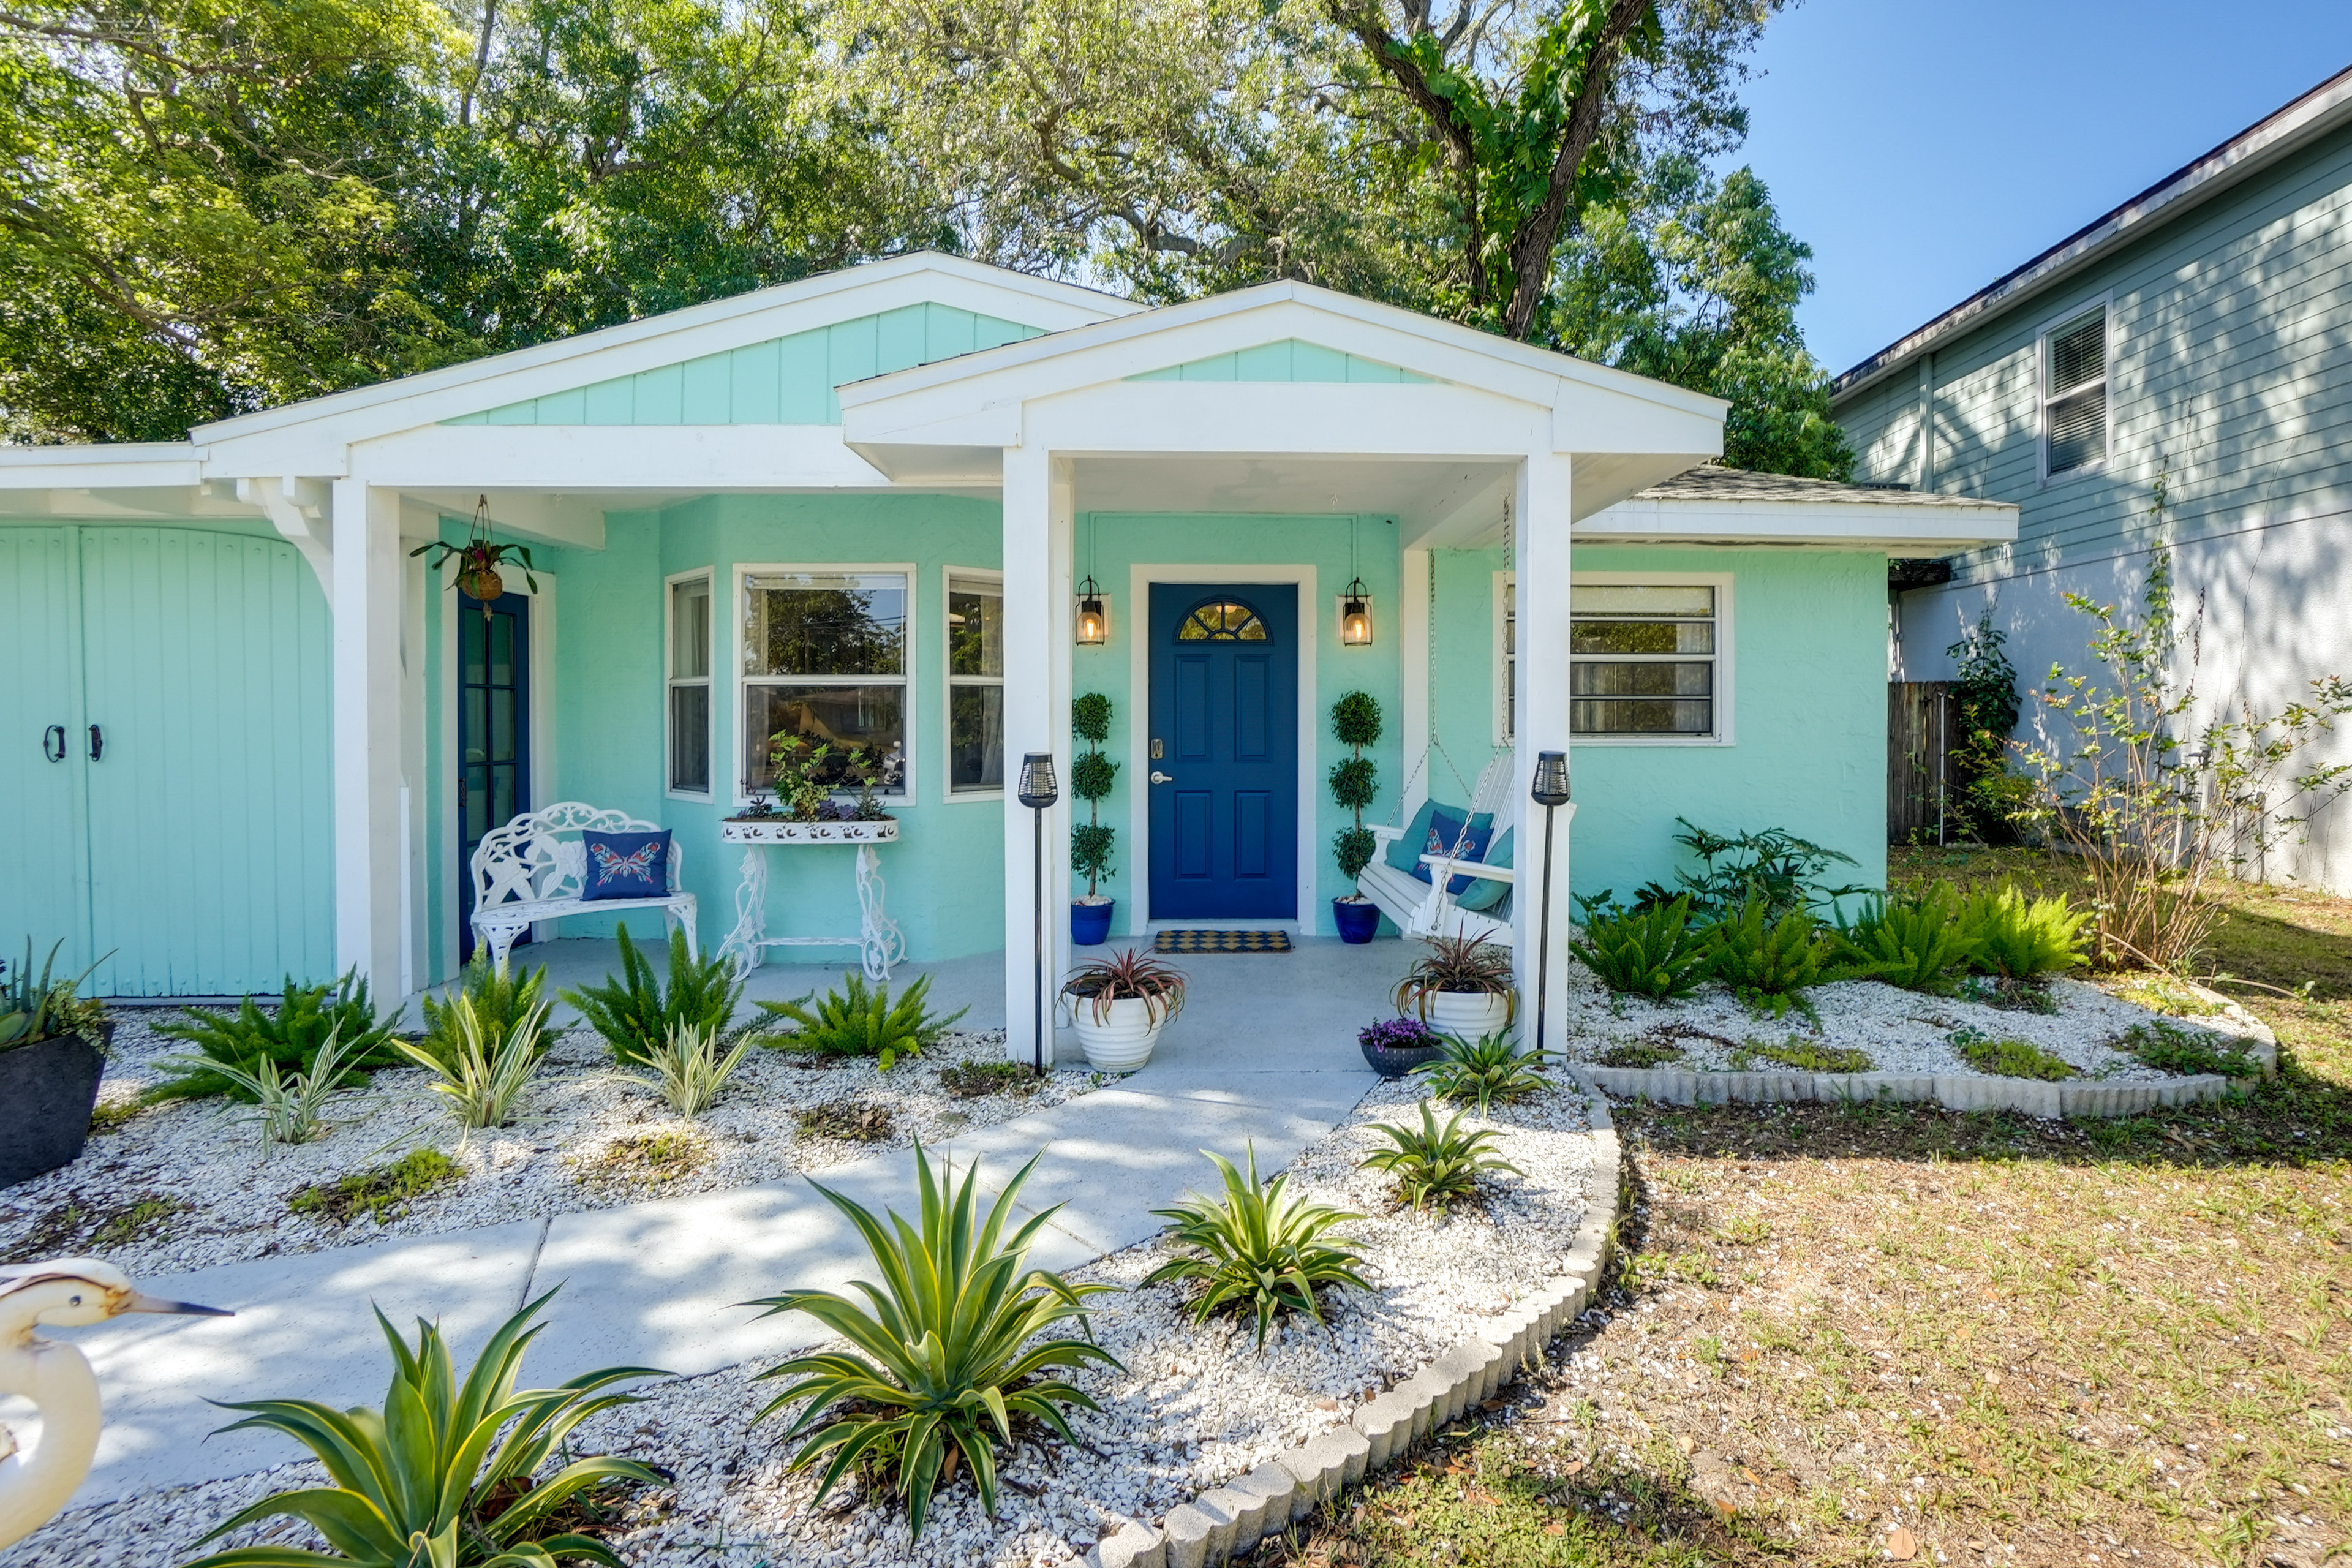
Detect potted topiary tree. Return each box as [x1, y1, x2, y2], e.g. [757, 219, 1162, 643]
[1071, 692, 1119, 944]
[1329, 691, 1382, 942]
[2, 940, 113, 1186]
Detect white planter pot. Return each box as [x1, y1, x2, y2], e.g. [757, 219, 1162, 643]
[1422, 990, 1513, 1043]
[722, 818, 899, 845]
[1065, 995, 1167, 1072]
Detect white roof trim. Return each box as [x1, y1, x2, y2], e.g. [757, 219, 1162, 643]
[1584, 492, 2018, 550]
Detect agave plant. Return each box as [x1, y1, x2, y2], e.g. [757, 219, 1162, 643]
[747, 1145, 1121, 1540]
[1359, 1099, 1523, 1212]
[0, 938, 108, 1049]
[393, 995, 550, 1132]
[183, 1290, 665, 1568]
[1414, 1031, 1548, 1115]
[1060, 947, 1188, 1027]
[643, 1017, 754, 1117]
[756, 970, 968, 1069]
[1145, 1145, 1369, 1347]
[164, 1026, 366, 1147]
[1392, 934, 1517, 1026]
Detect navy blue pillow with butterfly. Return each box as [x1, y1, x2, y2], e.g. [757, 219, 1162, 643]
[581, 829, 671, 900]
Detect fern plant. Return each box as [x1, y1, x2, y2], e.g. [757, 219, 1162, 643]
[756, 971, 969, 1069]
[1145, 1145, 1369, 1346]
[748, 1145, 1121, 1542]
[645, 1018, 755, 1115]
[392, 996, 549, 1131]
[562, 922, 745, 1068]
[1702, 897, 1829, 1019]
[166, 1026, 368, 1147]
[417, 956, 551, 1071]
[184, 1291, 665, 1568]
[1360, 1100, 1522, 1212]
[146, 970, 401, 1104]
[1830, 885, 1980, 992]
[1569, 895, 1711, 999]
[1414, 1030, 1548, 1114]
[1957, 884, 2090, 979]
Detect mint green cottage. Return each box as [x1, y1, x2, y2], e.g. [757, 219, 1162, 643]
[0, 254, 2012, 1058]
[1834, 64, 2352, 894]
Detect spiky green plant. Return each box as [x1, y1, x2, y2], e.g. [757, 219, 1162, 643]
[1569, 895, 1711, 999]
[1145, 1145, 1369, 1347]
[747, 1145, 1121, 1541]
[147, 970, 400, 1103]
[1950, 1027, 2076, 1081]
[162, 1026, 365, 1147]
[561, 923, 744, 1068]
[1412, 1030, 1548, 1114]
[393, 997, 549, 1132]
[1957, 884, 2090, 979]
[1830, 885, 1981, 992]
[183, 1290, 665, 1568]
[756, 971, 968, 1069]
[1702, 897, 1829, 1019]
[644, 1017, 755, 1116]
[417, 957, 551, 1071]
[1359, 1100, 1523, 1212]
[1, 938, 108, 1049]
[1392, 935, 1516, 1025]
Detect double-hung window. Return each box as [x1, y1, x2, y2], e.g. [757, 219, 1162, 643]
[740, 568, 909, 798]
[945, 571, 1005, 794]
[1571, 584, 1720, 737]
[2041, 305, 2109, 479]
[666, 573, 712, 795]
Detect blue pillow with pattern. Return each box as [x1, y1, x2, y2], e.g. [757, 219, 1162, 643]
[581, 829, 671, 900]
[1412, 810, 1493, 895]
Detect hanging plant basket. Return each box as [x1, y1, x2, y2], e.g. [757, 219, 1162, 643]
[458, 564, 505, 602]
[410, 494, 538, 619]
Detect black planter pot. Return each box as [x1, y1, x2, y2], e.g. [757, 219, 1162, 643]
[1359, 1035, 1448, 1079]
[1, 1026, 108, 1187]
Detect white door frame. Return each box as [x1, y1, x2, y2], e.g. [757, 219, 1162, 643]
[1125, 562, 1319, 936]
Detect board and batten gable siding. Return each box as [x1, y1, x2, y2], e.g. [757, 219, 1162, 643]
[1126, 339, 1435, 384]
[442, 304, 1044, 427]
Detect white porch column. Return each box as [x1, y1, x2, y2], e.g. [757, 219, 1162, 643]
[1398, 547, 1432, 817]
[1510, 454, 1574, 1048]
[1001, 447, 1076, 1066]
[331, 479, 407, 989]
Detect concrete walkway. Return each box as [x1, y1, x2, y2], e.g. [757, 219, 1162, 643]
[47, 937, 1402, 1508]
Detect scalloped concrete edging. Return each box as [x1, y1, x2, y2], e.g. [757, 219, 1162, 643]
[1085, 1076, 1624, 1568]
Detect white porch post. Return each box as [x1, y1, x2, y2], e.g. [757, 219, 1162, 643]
[1001, 447, 1076, 1066]
[331, 479, 408, 989]
[1511, 453, 1574, 1044]
[1398, 547, 1432, 818]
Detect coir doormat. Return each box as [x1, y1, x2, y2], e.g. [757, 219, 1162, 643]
[1153, 929, 1294, 954]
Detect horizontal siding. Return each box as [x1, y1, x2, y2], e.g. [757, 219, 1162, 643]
[445, 304, 1044, 426]
[1128, 338, 1436, 383]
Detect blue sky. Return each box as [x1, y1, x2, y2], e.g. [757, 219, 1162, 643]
[1736, 2, 2352, 376]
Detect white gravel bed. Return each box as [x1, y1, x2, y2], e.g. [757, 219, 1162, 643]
[1553, 967, 2258, 1080]
[0, 1011, 1096, 1279]
[6, 1072, 1602, 1568]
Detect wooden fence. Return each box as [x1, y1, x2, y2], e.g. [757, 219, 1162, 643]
[1888, 681, 1959, 845]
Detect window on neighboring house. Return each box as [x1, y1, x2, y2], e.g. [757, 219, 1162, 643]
[2041, 306, 2109, 478]
[946, 571, 1005, 794]
[667, 573, 711, 796]
[1571, 584, 1719, 737]
[741, 569, 908, 797]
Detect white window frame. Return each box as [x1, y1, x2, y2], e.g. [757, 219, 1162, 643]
[2037, 296, 2113, 486]
[941, 565, 1005, 803]
[664, 568, 714, 801]
[731, 561, 917, 808]
[1498, 569, 1735, 747]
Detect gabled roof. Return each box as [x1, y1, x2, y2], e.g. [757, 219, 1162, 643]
[1833, 62, 2352, 401]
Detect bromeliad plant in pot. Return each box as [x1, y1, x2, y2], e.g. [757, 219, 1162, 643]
[1329, 690, 1383, 943]
[1, 939, 113, 1186]
[1060, 948, 1186, 1071]
[1070, 692, 1119, 945]
[1393, 933, 1518, 1042]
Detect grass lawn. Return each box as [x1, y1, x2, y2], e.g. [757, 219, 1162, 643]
[1257, 851, 2351, 1567]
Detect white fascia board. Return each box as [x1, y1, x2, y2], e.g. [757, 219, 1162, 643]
[193, 254, 1136, 469]
[1020, 382, 1550, 460]
[351, 423, 892, 492]
[1579, 496, 2019, 549]
[1551, 381, 1725, 458]
[0, 442, 209, 489]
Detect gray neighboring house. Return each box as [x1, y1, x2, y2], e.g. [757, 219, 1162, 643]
[1834, 64, 2352, 895]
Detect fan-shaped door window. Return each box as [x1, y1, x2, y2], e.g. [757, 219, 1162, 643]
[1176, 600, 1268, 642]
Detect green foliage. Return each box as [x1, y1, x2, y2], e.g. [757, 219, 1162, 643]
[1071, 823, 1118, 895]
[1949, 1027, 2075, 1082]
[1330, 691, 1383, 751]
[748, 1146, 1121, 1541]
[1957, 884, 2089, 980]
[288, 1149, 462, 1227]
[757, 971, 968, 1069]
[644, 1019, 756, 1117]
[1069, 750, 1118, 803]
[1, 938, 107, 1050]
[147, 970, 400, 1104]
[1729, 1035, 1871, 1074]
[562, 923, 745, 1068]
[1327, 756, 1378, 814]
[1328, 691, 1384, 885]
[1944, 609, 2025, 840]
[1071, 693, 1118, 895]
[1359, 1099, 1522, 1212]
[393, 996, 549, 1132]
[1637, 818, 1864, 919]
[1597, 1039, 1685, 1069]
[1332, 825, 1380, 884]
[1414, 1031, 1548, 1114]
[186, 1291, 665, 1568]
[1071, 692, 1114, 747]
[1702, 897, 1827, 1019]
[416, 957, 550, 1071]
[1569, 894, 1710, 999]
[2113, 1020, 2262, 1080]
[1063, 948, 1188, 1027]
[1393, 935, 1516, 1022]
[168, 1027, 370, 1147]
[1830, 885, 1980, 992]
[1145, 1145, 1369, 1347]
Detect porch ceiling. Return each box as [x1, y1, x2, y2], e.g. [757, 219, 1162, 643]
[1070, 453, 1514, 543]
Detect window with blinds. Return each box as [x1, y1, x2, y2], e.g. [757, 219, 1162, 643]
[2041, 307, 2108, 478]
[1571, 584, 1718, 736]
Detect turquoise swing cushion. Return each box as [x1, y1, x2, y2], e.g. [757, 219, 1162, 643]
[1453, 827, 1513, 912]
[1382, 799, 1446, 876]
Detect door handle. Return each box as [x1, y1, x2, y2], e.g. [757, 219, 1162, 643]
[43, 725, 65, 762]
[87, 723, 103, 761]
[1150, 771, 1174, 784]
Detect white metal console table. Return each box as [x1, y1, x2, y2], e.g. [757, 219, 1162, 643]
[715, 818, 907, 981]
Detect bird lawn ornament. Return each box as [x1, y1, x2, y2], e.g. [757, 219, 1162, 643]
[0, 1259, 229, 1548]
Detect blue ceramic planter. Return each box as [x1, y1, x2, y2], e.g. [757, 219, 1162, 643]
[1333, 897, 1381, 944]
[1071, 899, 1117, 946]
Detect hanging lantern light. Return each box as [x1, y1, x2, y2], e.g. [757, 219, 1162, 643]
[1074, 573, 1109, 645]
[1340, 576, 1373, 646]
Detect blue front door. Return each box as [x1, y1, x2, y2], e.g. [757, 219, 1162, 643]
[1148, 586, 1297, 920]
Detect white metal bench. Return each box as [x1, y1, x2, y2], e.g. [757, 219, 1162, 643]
[469, 802, 698, 972]
[1357, 750, 1518, 946]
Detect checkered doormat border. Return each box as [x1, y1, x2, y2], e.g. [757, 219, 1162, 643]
[1153, 929, 1294, 954]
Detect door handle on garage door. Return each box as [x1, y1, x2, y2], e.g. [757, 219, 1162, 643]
[87, 723, 103, 761]
[43, 725, 66, 762]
